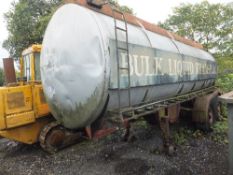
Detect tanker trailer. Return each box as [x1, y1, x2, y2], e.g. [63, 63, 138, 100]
[40, 0, 219, 152]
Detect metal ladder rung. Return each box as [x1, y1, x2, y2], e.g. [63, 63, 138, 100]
[119, 67, 129, 70]
[117, 47, 128, 51]
[112, 6, 131, 111]
[116, 27, 127, 32]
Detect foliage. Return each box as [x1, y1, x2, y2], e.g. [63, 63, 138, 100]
[0, 68, 5, 86]
[3, 0, 133, 58]
[172, 121, 228, 146]
[173, 127, 205, 146]
[159, 1, 233, 55]
[108, 0, 134, 14]
[215, 55, 233, 73]
[217, 75, 233, 93]
[3, 0, 63, 58]
[211, 119, 228, 144]
[215, 55, 233, 92]
[173, 127, 192, 145]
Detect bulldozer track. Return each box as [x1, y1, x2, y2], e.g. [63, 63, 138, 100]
[39, 121, 60, 153]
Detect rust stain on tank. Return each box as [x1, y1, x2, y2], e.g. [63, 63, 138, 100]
[65, 0, 203, 49]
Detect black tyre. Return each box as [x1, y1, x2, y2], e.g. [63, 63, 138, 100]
[196, 96, 219, 132]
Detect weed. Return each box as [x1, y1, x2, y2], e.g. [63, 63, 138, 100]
[173, 127, 193, 146]
[210, 119, 228, 144]
[172, 119, 228, 146]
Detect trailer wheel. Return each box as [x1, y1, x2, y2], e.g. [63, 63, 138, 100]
[210, 95, 220, 121]
[193, 91, 220, 132]
[195, 105, 215, 132]
[205, 95, 220, 131]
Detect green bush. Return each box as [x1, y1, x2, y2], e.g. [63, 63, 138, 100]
[211, 119, 228, 144]
[216, 56, 233, 92]
[0, 68, 4, 86]
[217, 74, 233, 92]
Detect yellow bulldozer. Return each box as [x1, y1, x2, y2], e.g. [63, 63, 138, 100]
[0, 45, 86, 153]
[0, 44, 53, 145]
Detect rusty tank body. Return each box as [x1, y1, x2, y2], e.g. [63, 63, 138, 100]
[40, 0, 217, 130]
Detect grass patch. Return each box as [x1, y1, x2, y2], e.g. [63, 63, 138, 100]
[173, 127, 193, 146]
[216, 74, 233, 93]
[172, 119, 229, 146]
[210, 119, 228, 144]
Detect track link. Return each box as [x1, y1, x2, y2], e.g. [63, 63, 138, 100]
[39, 122, 61, 153]
[39, 122, 83, 153]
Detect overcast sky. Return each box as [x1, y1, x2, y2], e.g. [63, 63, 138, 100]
[0, 0, 232, 64]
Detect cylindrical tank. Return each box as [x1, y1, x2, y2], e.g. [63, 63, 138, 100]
[41, 2, 217, 129]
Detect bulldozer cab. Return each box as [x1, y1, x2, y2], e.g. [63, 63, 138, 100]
[20, 44, 42, 82]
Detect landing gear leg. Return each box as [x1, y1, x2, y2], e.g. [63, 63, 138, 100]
[123, 120, 131, 141]
[122, 119, 137, 142]
[159, 114, 175, 155]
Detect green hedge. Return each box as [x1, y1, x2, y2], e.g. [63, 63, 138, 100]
[216, 56, 233, 92]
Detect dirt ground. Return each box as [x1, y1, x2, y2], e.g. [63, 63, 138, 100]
[0, 122, 229, 175]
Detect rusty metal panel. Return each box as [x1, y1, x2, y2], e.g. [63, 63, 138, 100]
[168, 104, 180, 123]
[3, 58, 16, 84]
[66, 0, 203, 49]
[7, 92, 25, 109]
[4, 85, 32, 115]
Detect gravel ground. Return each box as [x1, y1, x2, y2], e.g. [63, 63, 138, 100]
[0, 123, 229, 175]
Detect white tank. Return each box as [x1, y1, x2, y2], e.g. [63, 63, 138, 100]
[41, 3, 217, 129]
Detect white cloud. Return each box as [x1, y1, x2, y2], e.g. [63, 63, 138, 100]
[118, 0, 233, 23]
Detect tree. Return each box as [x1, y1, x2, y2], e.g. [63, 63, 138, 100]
[0, 68, 5, 86]
[3, 0, 133, 58]
[217, 2, 233, 56]
[108, 0, 134, 14]
[159, 1, 233, 56]
[3, 0, 63, 58]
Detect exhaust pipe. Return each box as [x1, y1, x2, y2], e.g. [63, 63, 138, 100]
[3, 58, 17, 85]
